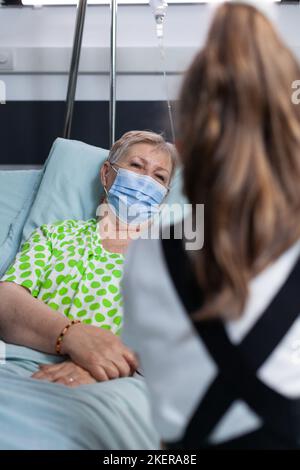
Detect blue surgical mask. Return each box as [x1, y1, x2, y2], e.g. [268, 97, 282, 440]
[105, 164, 168, 225]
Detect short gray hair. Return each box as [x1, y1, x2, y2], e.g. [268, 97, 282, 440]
[107, 130, 178, 178]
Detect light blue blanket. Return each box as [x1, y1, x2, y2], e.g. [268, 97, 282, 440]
[0, 343, 159, 450]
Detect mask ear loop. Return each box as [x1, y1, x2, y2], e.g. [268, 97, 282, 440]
[157, 178, 172, 228]
[103, 161, 119, 198]
[110, 162, 119, 173]
[103, 186, 109, 199]
[98, 163, 116, 223]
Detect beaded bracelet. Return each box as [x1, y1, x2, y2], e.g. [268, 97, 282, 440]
[56, 319, 81, 355]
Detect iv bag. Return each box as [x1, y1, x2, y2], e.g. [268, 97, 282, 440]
[149, 0, 168, 20]
[149, 0, 168, 38]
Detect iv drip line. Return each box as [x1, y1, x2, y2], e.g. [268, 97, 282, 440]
[150, 0, 176, 143]
[158, 35, 176, 144]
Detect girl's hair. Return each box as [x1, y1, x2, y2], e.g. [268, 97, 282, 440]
[179, 3, 300, 319]
[108, 130, 178, 178]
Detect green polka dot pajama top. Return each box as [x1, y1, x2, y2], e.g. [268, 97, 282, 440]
[1, 219, 124, 335]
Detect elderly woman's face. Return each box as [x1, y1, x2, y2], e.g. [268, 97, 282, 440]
[101, 143, 173, 192]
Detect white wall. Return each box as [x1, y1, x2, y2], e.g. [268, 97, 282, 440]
[1, 3, 300, 101]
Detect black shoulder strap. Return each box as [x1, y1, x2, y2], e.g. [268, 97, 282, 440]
[161, 232, 300, 448]
[161, 225, 202, 313]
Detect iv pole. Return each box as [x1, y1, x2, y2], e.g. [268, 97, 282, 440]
[110, 0, 118, 147]
[63, 0, 87, 139]
[63, 0, 118, 146]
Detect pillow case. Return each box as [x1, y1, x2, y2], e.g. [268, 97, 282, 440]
[0, 169, 43, 277]
[22, 138, 109, 243]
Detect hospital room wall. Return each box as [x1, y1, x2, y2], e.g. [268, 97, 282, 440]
[0, 4, 300, 165]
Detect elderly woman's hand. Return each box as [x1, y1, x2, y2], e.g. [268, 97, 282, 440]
[59, 323, 139, 382]
[31, 360, 96, 387]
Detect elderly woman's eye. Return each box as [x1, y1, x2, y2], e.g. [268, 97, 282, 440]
[131, 162, 142, 168]
[156, 174, 166, 183]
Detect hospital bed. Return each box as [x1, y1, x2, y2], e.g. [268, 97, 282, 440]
[0, 137, 185, 450]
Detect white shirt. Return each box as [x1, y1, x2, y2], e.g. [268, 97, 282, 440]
[121, 234, 300, 445]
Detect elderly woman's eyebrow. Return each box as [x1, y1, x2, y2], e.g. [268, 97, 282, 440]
[130, 155, 171, 174]
[155, 166, 170, 175]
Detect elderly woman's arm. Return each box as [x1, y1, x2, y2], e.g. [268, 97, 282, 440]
[0, 281, 68, 353]
[0, 281, 138, 381]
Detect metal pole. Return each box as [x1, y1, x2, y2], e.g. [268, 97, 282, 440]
[110, 0, 118, 147]
[63, 0, 88, 139]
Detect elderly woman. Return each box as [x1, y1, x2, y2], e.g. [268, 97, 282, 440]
[0, 130, 176, 388]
